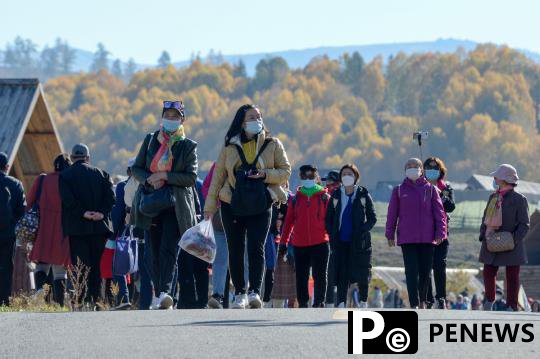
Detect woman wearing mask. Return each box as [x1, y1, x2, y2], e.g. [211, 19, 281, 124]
[131, 100, 198, 310]
[326, 164, 377, 308]
[280, 165, 330, 308]
[479, 164, 529, 311]
[204, 104, 291, 309]
[28, 154, 72, 306]
[423, 157, 455, 309]
[385, 158, 446, 309]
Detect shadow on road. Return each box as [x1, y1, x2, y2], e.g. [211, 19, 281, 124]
[131, 319, 345, 328]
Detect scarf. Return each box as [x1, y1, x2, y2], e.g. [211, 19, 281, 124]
[150, 125, 185, 173]
[484, 187, 512, 234]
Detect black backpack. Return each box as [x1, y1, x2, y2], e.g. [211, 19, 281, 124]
[0, 178, 13, 230]
[230, 139, 272, 217]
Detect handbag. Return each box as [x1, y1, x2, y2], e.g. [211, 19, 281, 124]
[139, 184, 175, 218]
[113, 226, 139, 276]
[15, 175, 45, 246]
[486, 231, 514, 253]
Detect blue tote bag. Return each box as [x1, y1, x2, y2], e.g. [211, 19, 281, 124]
[113, 226, 139, 276]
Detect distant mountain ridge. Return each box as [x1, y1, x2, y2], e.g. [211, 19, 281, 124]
[68, 38, 540, 75]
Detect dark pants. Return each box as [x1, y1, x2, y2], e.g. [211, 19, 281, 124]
[484, 264, 520, 310]
[427, 240, 449, 303]
[149, 210, 181, 295]
[177, 249, 209, 309]
[401, 243, 434, 308]
[263, 268, 274, 302]
[293, 242, 329, 308]
[0, 239, 15, 306]
[138, 237, 154, 310]
[69, 235, 106, 303]
[325, 251, 336, 304]
[334, 240, 371, 304]
[220, 202, 271, 295]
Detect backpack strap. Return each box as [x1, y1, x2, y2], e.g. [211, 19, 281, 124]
[253, 139, 271, 166]
[234, 138, 272, 168]
[234, 145, 250, 168]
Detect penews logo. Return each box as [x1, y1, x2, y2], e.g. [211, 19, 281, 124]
[348, 311, 418, 354]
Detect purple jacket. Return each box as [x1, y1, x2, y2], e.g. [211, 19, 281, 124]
[385, 177, 446, 245]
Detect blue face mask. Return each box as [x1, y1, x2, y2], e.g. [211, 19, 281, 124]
[301, 179, 316, 188]
[425, 169, 440, 181]
[162, 119, 181, 132]
[493, 179, 499, 190]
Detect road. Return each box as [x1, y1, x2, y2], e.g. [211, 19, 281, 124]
[0, 309, 539, 358]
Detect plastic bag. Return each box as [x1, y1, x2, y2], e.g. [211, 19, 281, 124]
[180, 220, 216, 263]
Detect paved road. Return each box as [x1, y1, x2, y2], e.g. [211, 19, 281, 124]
[0, 309, 539, 358]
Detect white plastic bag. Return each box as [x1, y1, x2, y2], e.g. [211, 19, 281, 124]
[179, 220, 216, 263]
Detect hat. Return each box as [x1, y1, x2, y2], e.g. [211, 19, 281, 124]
[490, 164, 519, 184]
[322, 170, 340, 182]
[71, 143, 89, 158]
[162, 100, 185, 117]
[0, 152, 8, 168]
[127, 157, 136, 168]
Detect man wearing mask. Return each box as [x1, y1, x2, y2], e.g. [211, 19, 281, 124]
[0, 152, 26, 306]
[59, 144, 115, 307]
[323, 170, 341, 195]
[280, 165, 330, 308]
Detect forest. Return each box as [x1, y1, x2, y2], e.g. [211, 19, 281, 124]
[19, 43, 540, 184]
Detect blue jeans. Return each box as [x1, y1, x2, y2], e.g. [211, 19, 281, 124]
[211, 231, 228, 296]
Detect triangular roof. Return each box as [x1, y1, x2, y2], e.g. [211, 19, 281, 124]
[468, 174, 540, 195]
[0, 78, 63, 189]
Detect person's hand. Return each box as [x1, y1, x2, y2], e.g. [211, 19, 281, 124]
[204, 211, 214, 221]
[387, 238, 396, 247]
[152, 180, 165, 190]
[434, 238, 444, 245]
[83, 211, 95, 220]
[147, 172, 167, 185]
[278, 244, 287, 255]
[248, 170, 266, 179]
[92, 212, 104, 221]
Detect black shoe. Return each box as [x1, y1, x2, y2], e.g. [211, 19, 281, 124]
[208, 294, 224, 309]
[437, 298, 446, 310]
[52, 279, 66, 307]
[34, 271, 48, 292]
[426, 302, 433, 309]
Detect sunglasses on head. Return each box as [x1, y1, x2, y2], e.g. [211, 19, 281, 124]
[163, 101, 184, 110]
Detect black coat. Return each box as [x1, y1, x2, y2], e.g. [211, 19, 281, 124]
[0, 173, 26, 241]
[326, 186, 377, 280]
[59, 160, 115, 237]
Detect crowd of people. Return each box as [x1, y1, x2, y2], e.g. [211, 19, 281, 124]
[0, 100, 532, 312]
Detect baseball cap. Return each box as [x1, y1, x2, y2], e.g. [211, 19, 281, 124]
[322, 170, 340, 182]
[162, 100, 185, 117]
[71, 143, 90, 158]
[0, 152, 8, 168]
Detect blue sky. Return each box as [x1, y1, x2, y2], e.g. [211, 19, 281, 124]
[1, 0, 538, 64]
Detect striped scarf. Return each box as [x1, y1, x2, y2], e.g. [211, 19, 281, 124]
[150, 126, 185, 173]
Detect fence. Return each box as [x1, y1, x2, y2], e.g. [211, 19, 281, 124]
[373, 214, 483, 230]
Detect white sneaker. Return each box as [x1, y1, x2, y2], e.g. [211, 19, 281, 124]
[232, 294, 248, 309]
[150, 297, 160, 310]
[358, 301, 368, 309]
[248, 292, 262, 309]
[158, 292, 173, 310]
[337, 302, 345, 308]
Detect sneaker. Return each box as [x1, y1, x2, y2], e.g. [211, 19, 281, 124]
[358, 301, 368, 309]
[248, 291, 262, 309]
[158, 292, 173, 310]
[483, 301, 494, 311]
[437, 298, 446, 310]
[232, 293, 248, 309]
[208, 294, 224, 309]
[336, 302, 345, 308]
[150, 297, 160, 310]
[113, 302, 132, 311]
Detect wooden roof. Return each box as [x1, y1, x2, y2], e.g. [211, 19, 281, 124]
[0, 78, 63, 190]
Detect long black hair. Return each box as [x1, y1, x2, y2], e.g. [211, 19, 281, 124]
[224, 104, 269, 146]
[54, 153, 72, 172]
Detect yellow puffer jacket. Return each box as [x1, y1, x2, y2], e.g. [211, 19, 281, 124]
[204, 131, 291, 214]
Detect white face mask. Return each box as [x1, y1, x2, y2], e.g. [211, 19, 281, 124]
[301, 179, 316, 188]
[245, 120, 263, 135]
[405, 167, 422, 181]
[342, 175, 355, 187]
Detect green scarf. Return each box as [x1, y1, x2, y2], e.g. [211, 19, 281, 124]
[300, 184, 324, 198]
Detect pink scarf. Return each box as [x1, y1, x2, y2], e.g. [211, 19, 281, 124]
[484, 187, 512, 234]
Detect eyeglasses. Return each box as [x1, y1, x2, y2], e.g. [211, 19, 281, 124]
[163, 101, 184, 110]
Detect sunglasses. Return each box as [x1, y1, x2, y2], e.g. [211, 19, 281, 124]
[163, 101, 184, 110]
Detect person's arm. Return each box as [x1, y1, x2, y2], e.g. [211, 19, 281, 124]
[432, 186, 447, 241]
[360, 191, 377, 232]
[25, 176, 39, 211]
[111, 182, 126, 234]
[479, 196, 490, 241]
[204, 147, 228, 215]
[262, 139, 291, 185]
[325, 196, 335, 240]
[13, 180, 27, 221]
[442, 184, 456, 213]
[280, 196, 296, 246]
[99, 171, 116, 216]
[513, 195, 530, 241]
[166, 142, 198, 188]
[385, 187, 399, 242]
[59, 173, 86, 219]
[131, 134, 153, 185]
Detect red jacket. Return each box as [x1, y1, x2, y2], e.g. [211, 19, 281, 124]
[281, 188, 330, 247]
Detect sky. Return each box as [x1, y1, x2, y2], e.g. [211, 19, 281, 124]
[1, 0, 539, 64]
